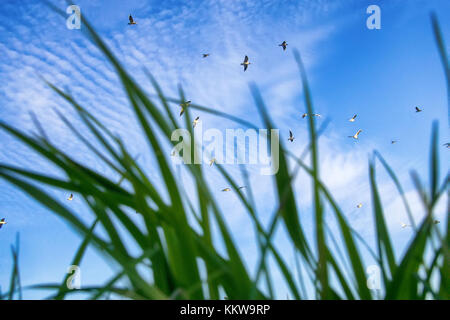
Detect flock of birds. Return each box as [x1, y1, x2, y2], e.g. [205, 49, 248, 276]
[0, 16, 446, 231]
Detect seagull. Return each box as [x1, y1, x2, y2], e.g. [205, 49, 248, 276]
[241, 55, 251, 71]
[401, 222, 411, 228]
[279, 41, 288, 51]
[288, 130, 294, 142]
[0, 218, 6, 229]
[349, 114, 357, 122]
[222, 188, 231, 192]
[179, 100, 191, 116]
[202, 53, 210, 58]
[209, 158, 216, 166]
[349, 129, 362, 140]
[356, 203, 363, 208]
[128, 15, 137, 25]
[67, 193, 74, 201]
[415, 106, 422, 113]
[193, 116, 200, 128]
[302, 113, 321, 118]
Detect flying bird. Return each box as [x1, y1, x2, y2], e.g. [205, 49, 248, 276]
[279, 41, 288, 51]
[193, 116, 200, 128]
[443, 143, 450, 148]
[237, 186, 246, 190]
[241, 55, 251, 71]
[67, 193, 74, 201]
[391, 140, 398, 144]
[128, 15, 137, 25]
[222, 188, 231, 192]
[349, 129, 362, 140]
[401, 222, 411, 229]
[415, 106, 422, 112]
[349, 114, 357, 122]
[0, 218, 6, 229]
[356, 203, 363, 208]
[202, 53, 210, 58]
[171, 150, 177, 157]
[209, 158, 216, 166]
[434, 219, 440, 224]
[179, 100, 191, 116]
[288, 130, 294, 142]
[302, 113, 321, 118]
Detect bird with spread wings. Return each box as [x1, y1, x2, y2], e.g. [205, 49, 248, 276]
[279, 41, 288, 51]
[288, 130, 294, 142]
[241, 55, 251, 71]
[0, 218, 6, 229]
[128, 15, 137, 25]
[349, 129, 362, 140]
[179, 100, 191, 116]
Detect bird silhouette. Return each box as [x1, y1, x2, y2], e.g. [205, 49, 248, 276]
[128, 15, 137, 25]
[302, 113, 321, 118]
[288, 130, 294, 142]
[67, 193, 74, 201]
[193, 116, 200, 128]
[179, 101, 191, 116]
[401, 222, 411, 228]
[241, 55, 251, 71]
[349, 129, 362, 140]
[349, 114, 357, 122]
[0, 218, 6, 229]
[279, 41, 288, 51]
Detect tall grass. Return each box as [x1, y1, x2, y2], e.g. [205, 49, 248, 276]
[0, 12, 448, 300]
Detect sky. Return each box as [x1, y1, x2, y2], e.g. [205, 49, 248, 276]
[0, 0, 448, 299]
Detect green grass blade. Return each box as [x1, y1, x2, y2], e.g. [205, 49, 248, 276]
[54, 219, 99, 300]
[369, 158, 397, 284]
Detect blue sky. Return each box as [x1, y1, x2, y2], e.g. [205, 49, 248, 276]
[0, 0, 448, 299]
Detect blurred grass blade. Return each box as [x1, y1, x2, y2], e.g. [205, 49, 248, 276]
[374, 151, 416, 229]
[54, 219, 99, 300]
[8, 234, 22, 300]
[369, 158, 397, 285]
[430, 13, 449, 123]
